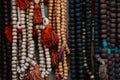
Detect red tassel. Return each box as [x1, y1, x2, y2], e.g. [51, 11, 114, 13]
[32, 26, 38, 37]
[40, 24, 59, 48]
[5, 27, 13, 42]
[34, 4, 43, 24]
[5, 26, 22, 42]
[24, 65, 44, 80]
[16, 0, 32, 10]
[51, 49, 58, 67]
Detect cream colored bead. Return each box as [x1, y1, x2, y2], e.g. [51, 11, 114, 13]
[25, 62, 29, 67]
[28, 30, 32, 33]
[22, 39, 26, 42]
[21, 53, 26, 56]
[46, 62, 51, 64]
[31, 61, 36, 65]
[22, 42, 26, 45]
[12, 13, 17, 17]
[28, 34, 32, 37]
[12, 50, 17, 53]
[12, 10, 17, 14]
[12, 32, 17, 35]
[30, 41, 34, 44]
[46, 58, 51, 61]
[13, 17, 17, 21]
[20, 10, 25, 14]
[28, 54, 34, 58]
[12, 57, 17, 60]
[47, 65, 51, 68]
[12, 68, 16, 72]
[13, 36, 17, 39]
[39, 54, 44, 57]
[12, 64, 17, 67]
[12, 75, 17, 79]
[21, 14, 25, 17]
[21, 17, 25, 21]
[12, 61, 17, 64]
[29, 51, 34, 54]
[21, 67, 25, 72]
[29, 9, 33, 12]
[12, 39, 17, 42]
[29, 23, 33, 26]
[12, 6, 17, 9]
[40, 61, 45, 64]
[21, 56, 26, 59]
[12, 21, 17, 24]
[22, 49, 27, 52]
[20, 60, 25, 63]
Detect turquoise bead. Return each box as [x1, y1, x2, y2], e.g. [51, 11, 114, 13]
[114, 47, 119, 53]
[107, 48, 111, 55]
[102, 40, 107, 48]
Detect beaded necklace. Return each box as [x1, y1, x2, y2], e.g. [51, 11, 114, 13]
[116, 0, 120, 79]
[11, 0, 18, 79]
[0, 0, 3, 79]
[48, 0, 69, 79]
[99, 0, 109, 80]
[109, 0, 117, 79]
[84, 0, 95, 79]
[69, 0, 77, 79]
[3, 0, 12, 79]
[94, 0, 100, 79]
[10, 0, 53, 79]
[100, 0, 108, 58]
[76, 0, 85, 79]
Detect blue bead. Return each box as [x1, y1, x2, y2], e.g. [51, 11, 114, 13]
[107, 48, 111, 55]
[102, 40, 108, 48]
[114, 47, 119, 53]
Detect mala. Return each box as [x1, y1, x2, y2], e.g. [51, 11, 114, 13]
[10, 0, 56, 79]
[69, 0, 77, 79]
[116, 0, 120, 79]
[0, 0, 12, 79]
[48, 0, 70, 80]
[94, 0, 100, 79]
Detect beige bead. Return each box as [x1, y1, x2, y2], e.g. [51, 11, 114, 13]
[20, 60, 25, 63]
[12, 60, 17, 64]
[12, 10, 17, 14]
[12, 57, 17, 60]
[12, 68, 16, 72]
[12, 6, 17, 10]
[21, 52, 26, 56]
[28, 54, 34, 58]
[12, 39, 17, 42]
[12, 64, 17, 68]
[13, 17, 17, 21]
[25, 62, 29, 67]
[12, 75, 17, 79]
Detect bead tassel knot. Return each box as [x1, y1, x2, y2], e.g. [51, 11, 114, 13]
[34, 4, 43, 24]
[16, 0, 33, 10]
[5, 26, 13, 42]
[24, 65, 44, 80]
[40, 24, 59, 48]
